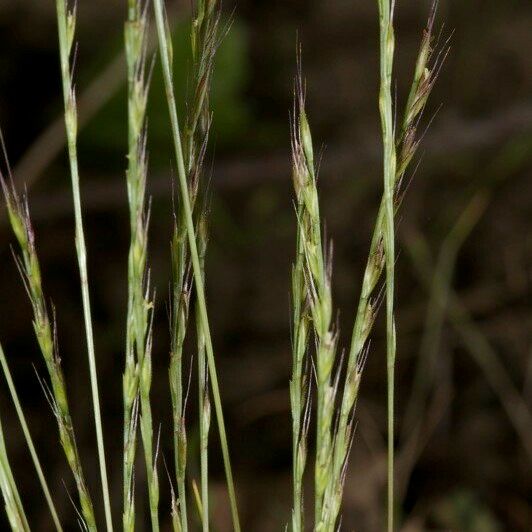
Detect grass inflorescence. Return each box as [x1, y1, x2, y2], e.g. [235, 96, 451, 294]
[289, 3, 445, 530]
[122, 1, 158, 530]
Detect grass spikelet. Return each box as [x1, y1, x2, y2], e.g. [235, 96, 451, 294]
[139, 310, 159, 531]
[196, 213, 211, 532]
[187, 6, 220, 528]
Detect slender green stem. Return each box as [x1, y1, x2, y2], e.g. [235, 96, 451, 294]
[167, 3, 217, 528]
[331, 9, 441, 522]
[0, 343, 62, 531]
[153, 2, 240, 529]
[376, 1, 397, 530]
[0, 410, 29, 532]
[55, 1, 113, 529]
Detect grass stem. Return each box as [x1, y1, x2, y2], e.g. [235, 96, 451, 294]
[54, 1, 113, 529]
[376, 1, 397, 529]
[0, 343, 62, 531]
[0, 409, 29, 532]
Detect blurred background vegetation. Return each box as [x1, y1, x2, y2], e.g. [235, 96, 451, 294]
[0, 0, 531, 530]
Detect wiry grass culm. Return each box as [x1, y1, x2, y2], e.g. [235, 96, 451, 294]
[290, 3, 445, 530]
[374, 3, 447, 527]
[152, 0, 240, 530]
[0, 407, 28, 532]
[1, 136, 95, 528]
[0, 341, 62, 531]
[185, 7, 220, 524]
[375, 1, 398, 529]
[54, 0, 113, 529]
[123, 1, 159, 530]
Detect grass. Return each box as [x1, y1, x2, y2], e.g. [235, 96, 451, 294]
[123, 1, 157, 530]
[55, 0, 113, 528]
[0, 1, 447, 530]
[152, 0, 241, 529]
[288, 3, 445, 530]
[375, 1, 398, 528]
[0, 340, 61, 531]
[166, 2, 220, 530]
[1, 129, 96, 528]
[291, 79, 339, 529]
[0, 407, 28, 532]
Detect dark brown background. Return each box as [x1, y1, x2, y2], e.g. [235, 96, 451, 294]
[0, 0, 531, 530]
